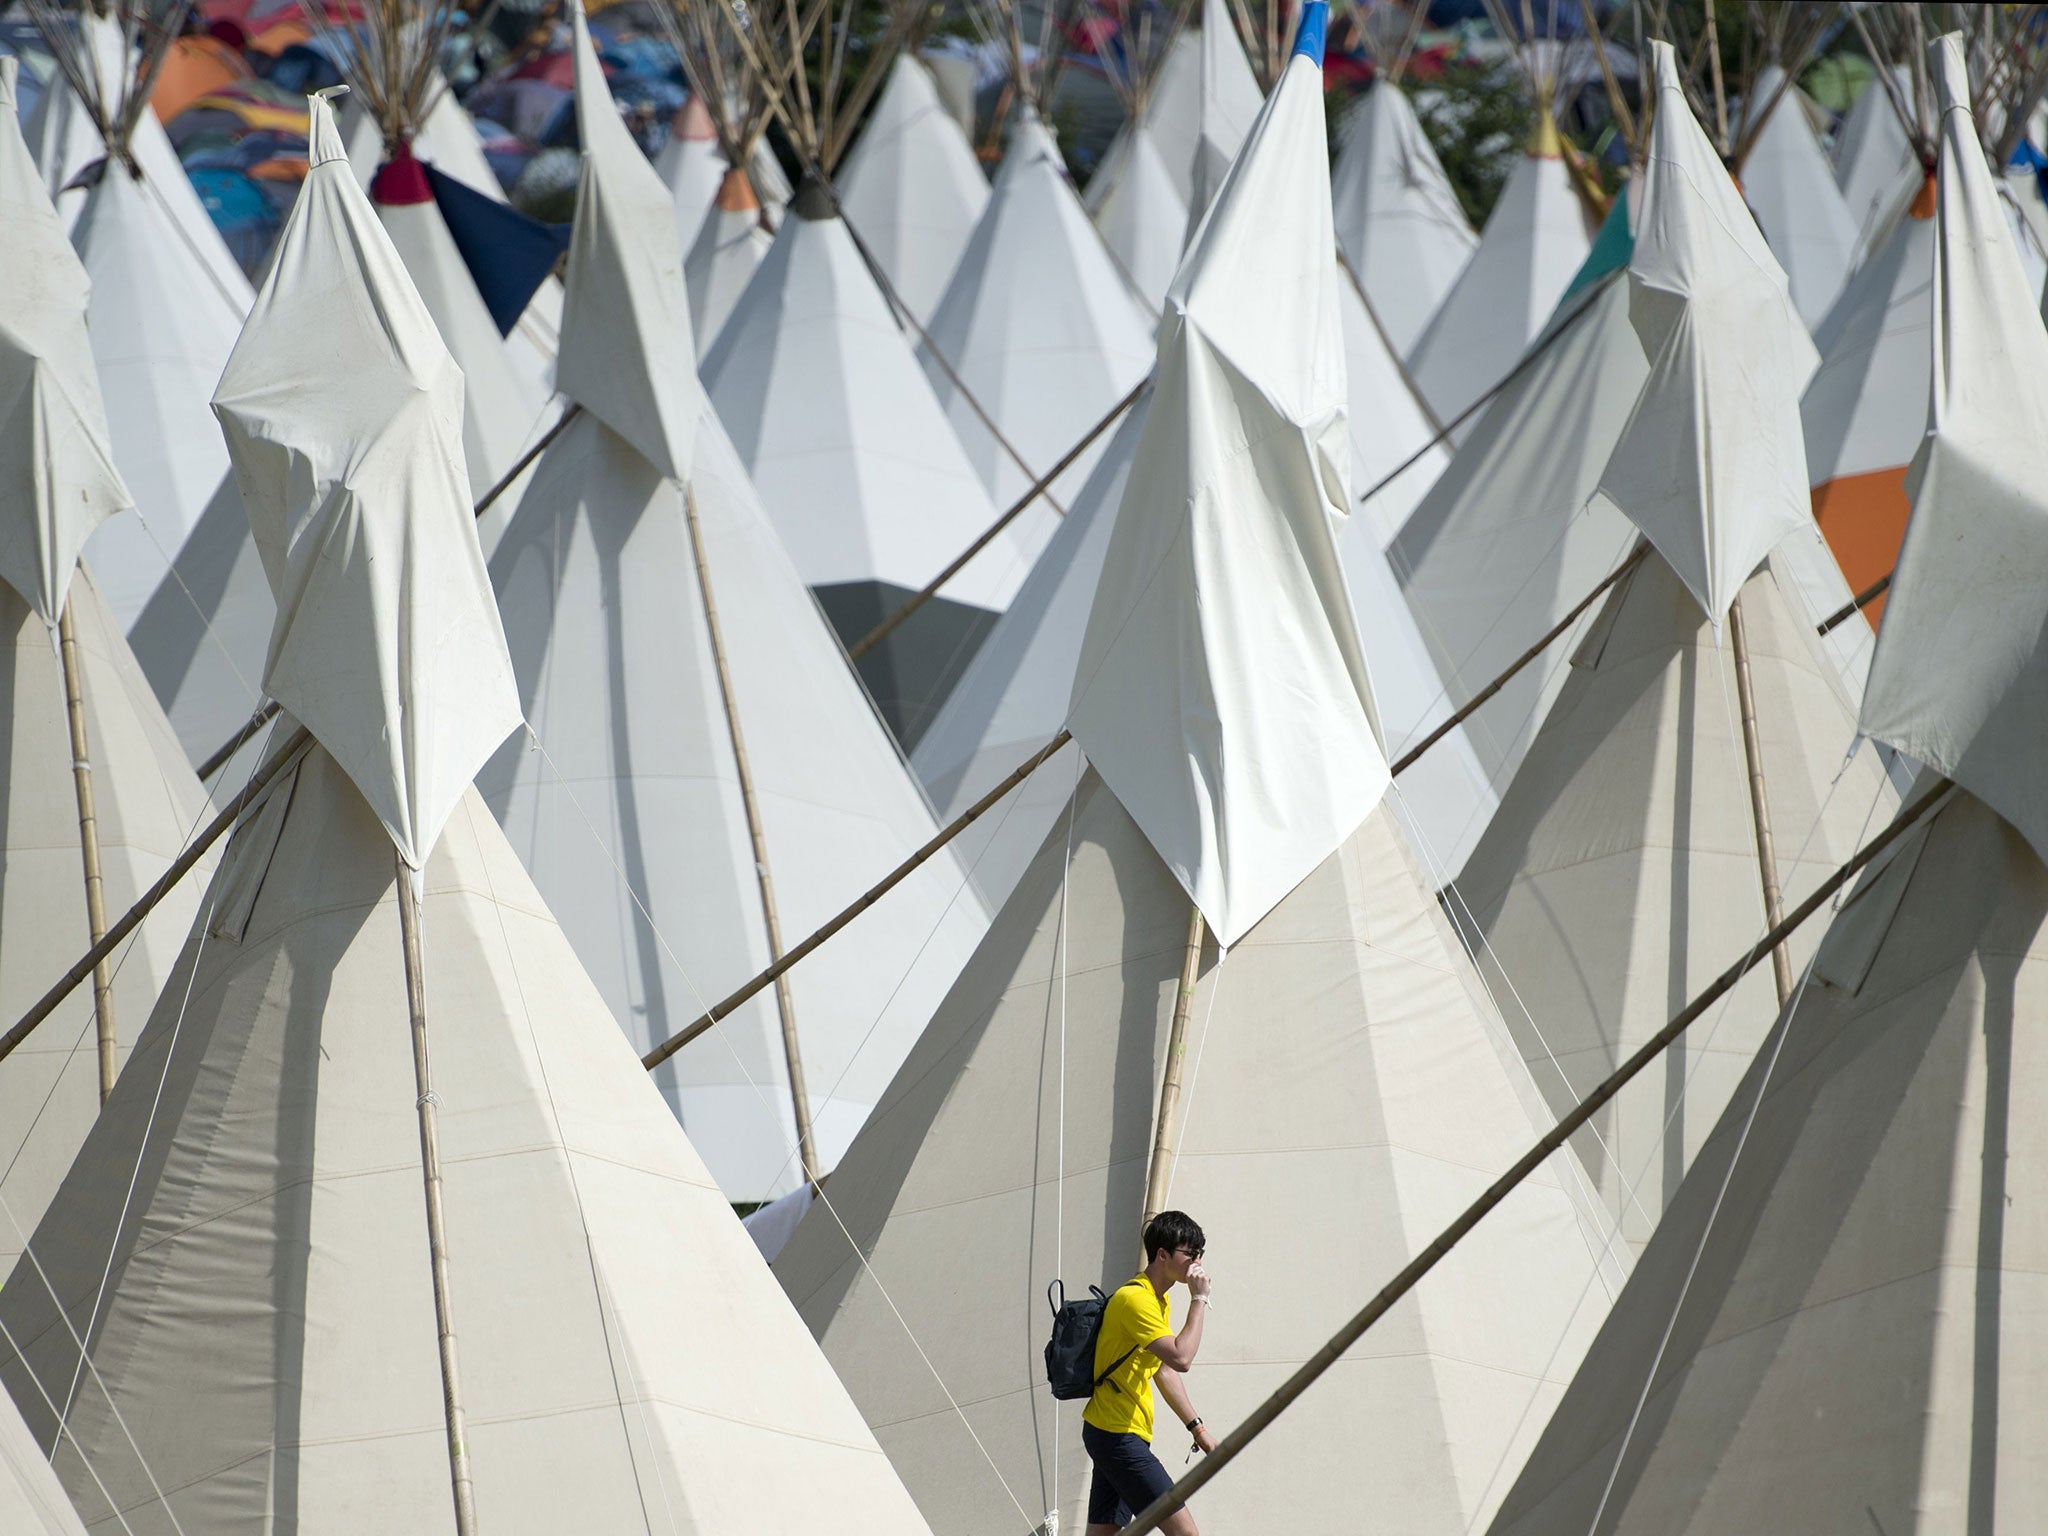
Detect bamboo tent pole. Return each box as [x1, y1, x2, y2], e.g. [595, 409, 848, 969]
[847, 378, 1146, 663]
[1114, 775, 1958, 1536]
[683, 484, 820, 1183]
[394, 852, 481, 1536]
[1142, 907, 1207, 1227]
[643, 727, 1075, 1070]
[1727, 591, 1793, 1005]
[57, 599, 118, 1101]
[1816, 571, 1890, 635]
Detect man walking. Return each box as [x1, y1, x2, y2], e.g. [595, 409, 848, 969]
[1082, 1211, 1217, 1534]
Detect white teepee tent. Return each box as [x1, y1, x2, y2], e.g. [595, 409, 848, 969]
[656, 92, 726, 249]
[1488, 44, 2048, 1529]
[1331, 75, 1478, 355]
[1452, 43, 1895, 1253]
[22, 4, 253, 631]
[1183, 0, 1262, 230]
[0, 51, 215, 1278]
[1407, 106, 1595, 429]
[1739, 64, 1861, 329]
[0, 88, 937, 1535]
[836, 53, 990, 326]
[698, 0, 1030, 748]
[1091, 113, 1188, 307]
[1835, 63, 1919, 248]
[778, 24, 1622, 1533]
[921, 102, 1155, 537]
[1803, 166, 1936, 627]
[480, 5, 987, 1203]
[685, 165, 774, 353]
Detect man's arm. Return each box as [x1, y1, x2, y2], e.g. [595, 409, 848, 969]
[1155, 1367, 1219, 1454]
[1144, 1263, 1211, 1371]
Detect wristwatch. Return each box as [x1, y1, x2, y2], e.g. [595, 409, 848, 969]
[1185, 1417, 1204, 1433]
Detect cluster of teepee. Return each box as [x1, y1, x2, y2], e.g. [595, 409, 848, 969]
[5, 0, 2048, 1530]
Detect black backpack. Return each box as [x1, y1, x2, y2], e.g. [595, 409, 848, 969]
[1044, 1279, 1144, 1401]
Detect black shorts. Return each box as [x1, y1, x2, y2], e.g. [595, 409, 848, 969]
[1082, 1422, 1180, 1527]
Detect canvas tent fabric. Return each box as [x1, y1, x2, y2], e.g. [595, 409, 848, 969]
[25, 9, 251, 304]
[1407, 117, 1594, 432]
[1084, 25, 1201, 216]
[1740, 64, 1862, 330]
[775, 767, 1623, 1535]
[685, 170, 774, 356]
[1183, 0, 1264, 232]
[1483, 785, 2048, 1535]
[1860, 35, 2048, 873]
[1592, 42, 1819, 626]
[0, 55, 127, 626]
[1332, 268, 1498, 872]
[0, 747, 941, 1534]
[23, 8, 259, 649]
[212, 94, 521, 870]
[921, 106, 1156, 537]
[1331, 79, 1478, 356]
[0, 57, 214, 1274]
[481, 44, 989, 1199]
[1066, 42, 1387, 946]
[1398, 192, 1876, 823]
[656, 93, 725, 252]
[372, 174, 553, 502]
[1834, 63, 1920, 252]
[701, 182, 1027, 749]
[483, 407, 991, 1200]
[1393, 204, 1647, 803]
[1801, 171, 1935, 627]
[1452, 551, 1896, 1253]
[1090, 114, 1186, 310]
[0, 1384, 84, 1534]
[562, 0, 704, 482]
[836, 54, 990, 327]
[907, 392, 1145, 912]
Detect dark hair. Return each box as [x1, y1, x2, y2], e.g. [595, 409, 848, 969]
[1144, 1211, 1205, 1265]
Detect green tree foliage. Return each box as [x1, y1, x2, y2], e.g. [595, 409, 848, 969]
[1403, 59, 1536, 228]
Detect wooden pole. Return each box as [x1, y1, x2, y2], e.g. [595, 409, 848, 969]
[395, 853, 480, 1536]
[1390, 543, 1650, 776]
[846, 379, 1145, 664]
[1114, 776, 1957, 1536]
[0, 724, 313, 1069]
[644, 728, 1074, 1071]
[1142, 907, 1206, 1227]
[57, 599, 118, 1101]
[683, 485, 819, 1183]
[472, 403, 581, 521]
[1727, 592, 1793, 1005]
[1815, 571, 1890, 636]
[197, 698, 282, 783]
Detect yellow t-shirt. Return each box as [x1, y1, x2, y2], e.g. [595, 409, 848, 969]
[1082, 1275, 1173, 1440]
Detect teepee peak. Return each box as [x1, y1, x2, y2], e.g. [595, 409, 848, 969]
[212, 90, 520, 869]
[1069, 6, 1386, 947]
[562, 0, 706, 479]
[0, 53, 128, 626]
[1859, 32, 2048, 868]
[1591, 40, 1817, 626]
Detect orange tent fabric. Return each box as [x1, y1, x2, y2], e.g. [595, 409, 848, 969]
[153, 35, 252, 122]
[1811, 469, 1909, 626]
